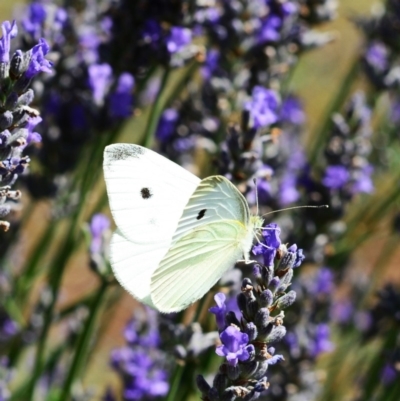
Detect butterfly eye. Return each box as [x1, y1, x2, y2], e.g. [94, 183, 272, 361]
[196, 209, 207, 220]
[141, 187, 152, 199]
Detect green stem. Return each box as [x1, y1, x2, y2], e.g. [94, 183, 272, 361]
[165, 364, 185, 401]
[192, 291, 210, 324]
[26, 222, 77, 401]
[308, 58, 359, 165]
[143, 67, 171, 148]
[141, 62, 200, 149]
[361, 328, 397, 400]
[387, 381, 400, 401]
[59, 281, 108, 401]
[10, 344, 65, 401]
[14, 221, 57, 305]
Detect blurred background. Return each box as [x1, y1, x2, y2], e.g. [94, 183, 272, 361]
[0, 0, 399, 400]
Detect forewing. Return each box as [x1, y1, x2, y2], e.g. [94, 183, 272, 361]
[150, 221, 247, 312]
[171, 175, 250, 245]
[103, 143, 200, 244]
[110, 229, 171, 305]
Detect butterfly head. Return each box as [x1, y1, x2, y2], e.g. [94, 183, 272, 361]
[250, 214, 264, 233]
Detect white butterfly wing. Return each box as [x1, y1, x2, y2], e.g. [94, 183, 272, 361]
[103, 143, 200, 244]
[109, 230, 170, 307]
[151, 221, 247, 312]
[103, 144, 200, 305]
[171, 175, 250, 243]
[151, 176, 252, 312]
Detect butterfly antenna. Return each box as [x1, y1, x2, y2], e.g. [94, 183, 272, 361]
[261, 204, 328, 217]
[253, 178, 259, 216]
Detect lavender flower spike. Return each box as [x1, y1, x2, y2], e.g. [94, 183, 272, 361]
[199, 223, 304, 398]
[0, 20, 51, 230]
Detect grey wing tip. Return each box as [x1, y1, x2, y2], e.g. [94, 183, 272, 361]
[104, 143, 146, 163]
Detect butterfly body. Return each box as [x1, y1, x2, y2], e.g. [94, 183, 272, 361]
[103, 143, 263, 312]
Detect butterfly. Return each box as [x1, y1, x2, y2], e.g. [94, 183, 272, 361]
[103, 143, 263, 313]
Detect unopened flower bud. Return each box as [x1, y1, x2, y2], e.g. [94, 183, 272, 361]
[276, 290, 296, 310]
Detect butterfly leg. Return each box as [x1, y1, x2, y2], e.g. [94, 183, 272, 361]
[237, 259, 258, 265]
[254, 234, 273, 250]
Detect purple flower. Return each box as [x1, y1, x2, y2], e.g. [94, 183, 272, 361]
[124, 316, 160, 348]
[259, 16, 282, 43]
[101, 16, 113, 36]
[89, 214, 110, 254]
[266, 354, 284, 365]
[79, 29, 101, 64]
[281, 96, 306, 125]
[365, 41, 389, 73]
[351, 165, 374, 194]
[22, 3, 46, 40]
[279, 174, 299, 205]
[279, 243, 304, 269]
[247, 165, 273, 206]
[141, 19, 162, 46]
[123, 321, 139, 345]
[0, 310, 18, 341]
[313, 267, 334, 295]
[322, 165, 349, 189]
[174, 136, 196, 152]
[156, 108, 179, 142]
[194, 7, 221, 25]
[109, 73, 135, 118]
[310, 324, 334, 357]
[0, 20, 17, 63]
[55, 8, 68, 27]
[201, 48, 219, 80]
[111, 348, 169, 400]
[26, 38, 53, 79]
[245, 86, 280, 129]
[285, 332, 300, 357]
[209, 293, 227, 331]
[88, 63, 113, 106]
[225, 295, 242, 322]
[252, 223, 281, 266]
[331, 299, 353, 324]
[354, 311, 372, 332]
[26, 115, 42, 145]
[381, 363, 398, 385]
[282, 2, 298, 16]
[113, 309, 167, 400]
[216, 325, 254, 366]
[290, 244, 305, 268]
[256, 177, 272, 204]
[390, 98, 400, 123]
[166, 27, 192, 54]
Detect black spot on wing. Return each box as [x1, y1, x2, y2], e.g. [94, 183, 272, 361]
[141, 187, 152, 199]
[197, 209, 207, 220]
[105, 144, 145, 162]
